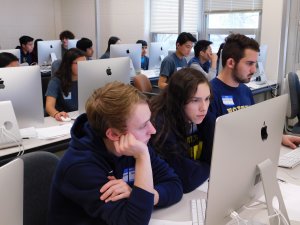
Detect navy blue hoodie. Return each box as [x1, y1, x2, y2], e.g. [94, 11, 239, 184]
[47, 114, 182, 225]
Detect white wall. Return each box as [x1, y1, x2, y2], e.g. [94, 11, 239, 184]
[260, 0, 284, 82]
[99, 0, 149, 55]
[60, 0, 96, 52]
[0, 0, 60, 49]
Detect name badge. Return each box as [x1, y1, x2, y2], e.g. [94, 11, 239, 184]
[122, 167, 135, 184]
[222, 96, 234, 106]
[63, 92, 72, 100]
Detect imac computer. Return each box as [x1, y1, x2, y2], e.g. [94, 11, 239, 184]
[68, 39, 78, 49]
[251, 45, 268, 84]
[78, 57, 130, 114]
[37, 40, 62, 65]
[0, 66, 44, 128]
[0, 49, 21, 63]
[205, 94, 289, 225]
[148, 42, 168, 70]
[110, 44, 142, 74]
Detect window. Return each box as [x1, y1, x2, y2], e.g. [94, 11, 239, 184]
[204, 0, 263, 52]
[150, 0, 199, 50]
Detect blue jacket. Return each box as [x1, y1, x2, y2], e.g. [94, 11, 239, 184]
[47, 114, 183, 225]
[151, 111, 215, 193]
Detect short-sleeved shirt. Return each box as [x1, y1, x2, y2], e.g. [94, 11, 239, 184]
[159, 53, 187, 81]
[45, 77, 78, 112]
[209, 77, 254, 118]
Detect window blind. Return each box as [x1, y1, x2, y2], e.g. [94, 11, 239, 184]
[150, 0, 179, 33]
[204, 0, 263, 12]
[183, 0, 199, 32]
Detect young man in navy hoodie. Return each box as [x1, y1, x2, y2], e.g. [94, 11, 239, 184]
[47, 81, 183, 225]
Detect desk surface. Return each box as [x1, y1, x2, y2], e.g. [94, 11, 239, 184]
[0, 116, 71, 163]
[152, 145, 300, 225]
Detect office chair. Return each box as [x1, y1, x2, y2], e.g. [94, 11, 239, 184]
[20, 151, 59, 225]
[133, 74, 160, 98]
[285, 72, 300, 135]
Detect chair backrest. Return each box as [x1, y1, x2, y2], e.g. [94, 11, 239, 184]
[286, 72, 300, 119]
[51, 59, 62, 77]
[20, 151, 59, 225]
[133, 74, 152, 93]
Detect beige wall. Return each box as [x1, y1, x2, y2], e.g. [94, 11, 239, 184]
[0, 0, 59, 49]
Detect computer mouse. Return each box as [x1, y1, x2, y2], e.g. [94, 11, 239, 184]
[60, 116, 71, 122]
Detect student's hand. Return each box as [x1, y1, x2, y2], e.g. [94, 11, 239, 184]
[282, 134, 300, 149]
[209, 53, 218, 68]
[54, 111, 69, 121]
[99, 178, 132, 203]
[113, 133, 148, 159]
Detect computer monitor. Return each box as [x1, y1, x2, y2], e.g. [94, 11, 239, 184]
[78, 57, 130, 114]
[205, 95, 289, 225]
[110, 44, 141, 74]
[0, 158, 23, 225]
[251, 45, 268, 83]
[0, 49, 21, 63]
[148, 42, 168, 70]
[0, 66, 44, 128]
[37, 40, 62, 65]
[68, 39, 78, 49]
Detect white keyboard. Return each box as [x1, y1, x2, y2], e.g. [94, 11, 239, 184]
[191, 198, 206, 225]
[278, 148, 300, 168]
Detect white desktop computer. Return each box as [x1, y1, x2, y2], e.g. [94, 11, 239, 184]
[0, 101, 22, 149]
[37, 40, 62, 65]
[205, 95, 289, 225]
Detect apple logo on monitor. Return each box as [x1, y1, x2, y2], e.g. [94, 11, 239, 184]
[106, 67, 112, 76]
[0, 78, 5, 89]
[50, 45, 53, 49]
[126, 49, 130, 54]
[160, 47, 163, 51]
[261, 121, 268, 141]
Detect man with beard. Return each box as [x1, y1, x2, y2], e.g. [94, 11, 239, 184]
[210, 33, 300, 149]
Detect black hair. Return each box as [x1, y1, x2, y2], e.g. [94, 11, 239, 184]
[55, 48, 85, 96]
[222, 33, 260, 67]
[176, 32, 197, 45]
[19, 35, 34, 45]
[136, 40, 148, 47]
[76, 38, 93, 52]
[105, 36, 120, 52]
[0, 52, 19, 68]
[150, 68, 211, 157]
[59, 30, 75, 40]
[194, 40, 213, 58]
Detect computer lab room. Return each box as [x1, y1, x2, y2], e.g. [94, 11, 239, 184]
[1, 0, 300, 224]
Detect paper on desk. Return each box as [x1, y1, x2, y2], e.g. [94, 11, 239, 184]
[19, 127, 37, 138]
[259, 182, 300, 221]
[197, 179, 209, 193]
[36, 123, 72, 140]
[149, 219, 192, 225]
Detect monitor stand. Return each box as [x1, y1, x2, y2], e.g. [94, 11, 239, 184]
[257, 159, 290, 225]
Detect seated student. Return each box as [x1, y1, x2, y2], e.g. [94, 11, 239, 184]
[150, 68, 213, 193]
[216, 42, 224, 76]
[45, 48, 86, 121]
[32, 38, 43, 64]
[136, 40, 149, 70]
[0, 52, 20, 68]
[47, 81, 183, 225]
[59, 30, 75, 57]
[100, 36, 121, 59]
[188, 40, 218, 81]
[76, 37, 94, 60]
[210, 33, 300, 149]
[16, 35, 34, 65]
[158, 32, 196, 89]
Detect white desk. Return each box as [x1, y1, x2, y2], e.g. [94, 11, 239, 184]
[151, 146, 300, 225]
[0, 116, 71, 164]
